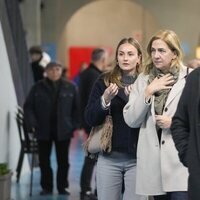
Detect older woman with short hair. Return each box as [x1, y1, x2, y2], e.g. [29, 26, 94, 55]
[123, 30, 190, 200]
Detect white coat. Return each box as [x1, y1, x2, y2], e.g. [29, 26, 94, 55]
[123, 66, 189, 195]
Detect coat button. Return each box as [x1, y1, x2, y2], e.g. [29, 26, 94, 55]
[164, 107, 168, 112]
[161, 140, 165, 145]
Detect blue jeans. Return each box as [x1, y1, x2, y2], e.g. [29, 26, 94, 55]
[96, 152, 147, 200]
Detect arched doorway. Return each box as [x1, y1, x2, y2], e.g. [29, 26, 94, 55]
[58, 0, 160, 79]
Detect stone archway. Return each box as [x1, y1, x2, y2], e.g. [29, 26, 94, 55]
[58, 0, 160, 71]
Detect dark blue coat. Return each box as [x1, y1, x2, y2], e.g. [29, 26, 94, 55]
[79, 63, 102, 133]
[85, 76, 139, 157]
[24, 78, 80, 141]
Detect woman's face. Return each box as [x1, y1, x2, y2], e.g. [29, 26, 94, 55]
[117, 43, 140, 75]
[151, 39, 176, 72]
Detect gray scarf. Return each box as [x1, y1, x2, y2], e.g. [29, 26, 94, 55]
[121, 73, 137, 87]
[148, 66, 179, 115]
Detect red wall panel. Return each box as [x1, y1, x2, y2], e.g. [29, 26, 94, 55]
[68, 47, 95, 80]
[68, 46, 113, 80]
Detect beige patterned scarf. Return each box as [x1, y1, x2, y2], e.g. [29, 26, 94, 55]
[148, 66, 179, 115]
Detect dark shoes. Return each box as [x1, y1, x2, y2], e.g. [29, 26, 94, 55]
[58, 188, 70, 195]
[81, 191, 97, 200]
[40, 188, 70, 195]
[40, 189, 53, 195]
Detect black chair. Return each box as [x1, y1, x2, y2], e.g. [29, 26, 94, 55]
[16, 106, 38, 196]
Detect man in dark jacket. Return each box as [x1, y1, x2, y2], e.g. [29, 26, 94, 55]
[24, 61, 80, 195]
[171, 68, 200, 200]
[79, 48, 108, 200]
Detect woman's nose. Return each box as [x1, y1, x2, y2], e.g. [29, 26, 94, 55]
[154, 51, 160, 58]
[123, 54, 128, 60]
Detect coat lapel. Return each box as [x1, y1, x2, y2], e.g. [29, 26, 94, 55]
[165, 66, 188, 108]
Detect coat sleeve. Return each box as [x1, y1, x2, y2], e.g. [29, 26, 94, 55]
[171, 71, 196, 167]
[123, 73, 151, 128]
[84, 78, 109, 127]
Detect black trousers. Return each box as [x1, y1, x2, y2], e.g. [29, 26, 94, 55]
[38, 139, 71, 192]
[80, 155, 96, 193]
[189, 172, 200, 200]
[154, 192, 188, 200]
[154, 194, 170, 200]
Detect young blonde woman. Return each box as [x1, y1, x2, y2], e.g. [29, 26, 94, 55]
[123, 30, 189, 200]
[85, 38, 147, 200]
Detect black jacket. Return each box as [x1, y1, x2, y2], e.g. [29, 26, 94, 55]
[171, 67, 200, 199]
[171, 67, 200, 167]
[24, 78, 80, 141]
[79, 63, 102, 133]
[31, 60, 44, 82]
[85, 76, 139, 156]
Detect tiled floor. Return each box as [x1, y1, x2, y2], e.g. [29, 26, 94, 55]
[11, 130, 93, 200]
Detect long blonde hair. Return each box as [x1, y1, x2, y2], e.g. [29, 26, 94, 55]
[144, 30, 183, 74]
[104, 37, 143, 87]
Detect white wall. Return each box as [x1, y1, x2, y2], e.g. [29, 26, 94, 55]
[0, 21, 29, 177]
[19, 0, 41, 48]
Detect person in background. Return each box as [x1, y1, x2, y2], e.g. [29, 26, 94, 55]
[73, 62, 88, 86]
[29, 46, 45, 82]
[24, 61, 80, 195]
[85, 38, 147, 200]
[61, 67, 69, 80]
[123, 30, 189, 200]
[171, 68, 200, 200]
[79, 48, 108, 200]
[187, 58, 200, 69]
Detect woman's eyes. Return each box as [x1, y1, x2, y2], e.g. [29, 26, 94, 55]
[151, 49, 166, 53]
[118, 53, 134, 56]
[159, 49, 166, 53]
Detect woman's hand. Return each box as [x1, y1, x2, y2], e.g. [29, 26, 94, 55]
[155, 115, 172, 129]
[145, 74, 175, 97]
[103, 83, 119, 104]
[124, 84, 133, 96]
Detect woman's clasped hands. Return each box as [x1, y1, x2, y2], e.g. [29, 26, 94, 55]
[103, 83, 119, 104]
[145, 73, 175, 97]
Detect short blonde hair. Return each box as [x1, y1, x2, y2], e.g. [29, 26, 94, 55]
[144, 30, 183, 74]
